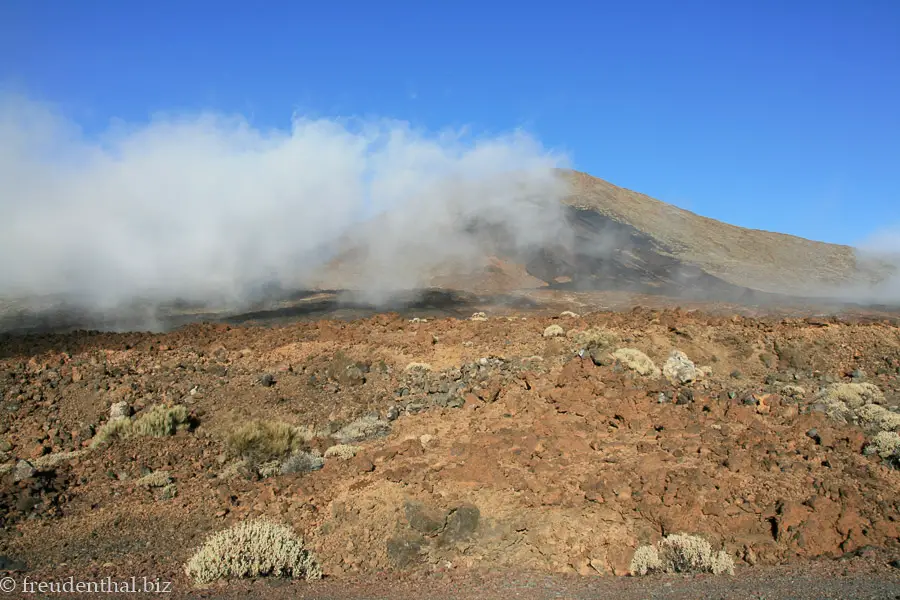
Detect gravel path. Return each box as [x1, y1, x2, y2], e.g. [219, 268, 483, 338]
[174, 555, 900, 600]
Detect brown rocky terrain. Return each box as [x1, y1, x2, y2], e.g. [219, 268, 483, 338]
[1, 301, 899, 597]
[1, 170, 899, 597]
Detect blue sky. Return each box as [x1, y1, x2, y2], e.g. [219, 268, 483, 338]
[2, 0, 899, 247]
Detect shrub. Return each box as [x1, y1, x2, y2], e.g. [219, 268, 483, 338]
[137, 470, 173, 488]
[543, 324, 564, 338]
[572, 327, 618, 349]
[91, 417, 134, 448]
[184, 519, 321, 585]
[332, 415, 391, 444]
[324, 444, 360, 460]
[855, 404, 900, 434]
[630, 533, 734, 576]
[132, 405, 191, 437]
[226, 420, 312, 463]
[868, 431, 900, 460]
[612, 348, 661, 378]
[816, 383, 885, 411]
[92, 405, 192, 448]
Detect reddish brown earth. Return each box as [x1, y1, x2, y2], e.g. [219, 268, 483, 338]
[1, 300, 899, 597]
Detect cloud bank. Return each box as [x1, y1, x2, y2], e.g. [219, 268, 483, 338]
[853, 226, 900, 302]
[0, 93, 572, 320]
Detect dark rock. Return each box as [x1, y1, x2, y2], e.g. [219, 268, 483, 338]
[259, 374, 276, 387]
[0, 555, 26, 571]
[404, 500, 447, 535]
[386, 534, 425, 568]
[385, 405, 401, 421]
[730, 370, 742, 379]
[446, 395, 465, 409]
[806, 429, 821, 444]
[676, 390, 693, 405]
[405, 402, 426, 415]
[440, 504, 480, 544]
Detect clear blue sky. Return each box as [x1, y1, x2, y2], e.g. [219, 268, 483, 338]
[2, 0, 898, 247]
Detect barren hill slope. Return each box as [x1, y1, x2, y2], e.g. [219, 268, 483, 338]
[560, 170, 890, 296]
[311, 170, 893, 303]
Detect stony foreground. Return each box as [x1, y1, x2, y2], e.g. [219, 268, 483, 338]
[1, 306, 899, 596]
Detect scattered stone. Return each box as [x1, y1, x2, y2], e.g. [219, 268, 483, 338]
[663, 349, 700, 384]
[385, 405, 401, 421]
[806, 429, 821, 444]
[13, 460, 35, 482]
[281, 450, 325, 474]
[469, 312, 488, 322]
[109, 401, 130, 420]
[676, 389, 694, 405]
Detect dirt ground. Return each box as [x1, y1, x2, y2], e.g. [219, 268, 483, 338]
[1, 294, 899, 597]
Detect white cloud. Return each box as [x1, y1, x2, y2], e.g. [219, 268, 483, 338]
[0, 93, 571, 314]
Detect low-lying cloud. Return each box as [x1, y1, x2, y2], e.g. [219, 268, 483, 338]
[0, 93, 572, 322]
[853, 225, 900, 302]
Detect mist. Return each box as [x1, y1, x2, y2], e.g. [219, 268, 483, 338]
[0, 93, 572, 325]
[851, 226, 900, 303]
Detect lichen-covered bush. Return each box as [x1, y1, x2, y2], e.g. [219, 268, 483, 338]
[184, 519, 321, 585]
[630, 533, 734, 576]
[137, 470, 173, 488]
[324, 444, 360, 460]
[855, 404, 900, 434]
[612, 348, 661, 378]
[815, 383, 885, 419]
[868, 431, 900, 461]
[543, 324, 564, 338]
[332, 415, 390, 444]
[572, 327, 619, 349]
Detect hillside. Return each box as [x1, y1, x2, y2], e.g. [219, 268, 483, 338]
[560, 171, 890, 296]
[311, 170, 893, 303]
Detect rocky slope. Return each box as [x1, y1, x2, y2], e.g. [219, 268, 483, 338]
[0, 307, 898, 595]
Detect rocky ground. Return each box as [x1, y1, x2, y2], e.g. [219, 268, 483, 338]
[1, 302, 900, 597]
